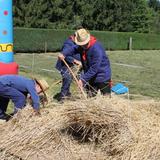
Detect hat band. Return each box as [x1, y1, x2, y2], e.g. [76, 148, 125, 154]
[77, 34, 89, 43]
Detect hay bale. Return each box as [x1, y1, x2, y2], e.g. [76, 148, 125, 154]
[0, 149, 22, 160]
[0, 96, 160, 160]
[61, 98, 133, 156]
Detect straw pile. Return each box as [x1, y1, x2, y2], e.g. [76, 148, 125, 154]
[0, 96, 160, 160]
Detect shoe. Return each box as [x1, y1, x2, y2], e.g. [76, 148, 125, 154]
[66, 92, 71, 97]
[53, 92, 61, 100]
[53, 93, 63, 103]
[0, 113, 13, 122]
[53, 92, 71, 101]
[57, 96, 63, 102]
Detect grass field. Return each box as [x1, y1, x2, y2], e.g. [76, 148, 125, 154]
[14, 50, 160, 100]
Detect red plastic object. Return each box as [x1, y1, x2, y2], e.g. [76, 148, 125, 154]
[0, 62, 19, 75]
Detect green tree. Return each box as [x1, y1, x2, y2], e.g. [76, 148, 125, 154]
[13, 0, 27, 27]
[13, 0, 155, 33]
[83, 0, 153, 33]
[148, 0, 160, 11]
[13, 0, 54, 28]
[129, 0, 154, 33]
[148, 0, 160, 33]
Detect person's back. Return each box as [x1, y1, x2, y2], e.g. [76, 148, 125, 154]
[0, 75, 34, 93]
[80, 39, 111, 83]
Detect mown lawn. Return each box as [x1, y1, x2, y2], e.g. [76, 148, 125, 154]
[14, 50, 160, 100]
[109, 50, 160, 99]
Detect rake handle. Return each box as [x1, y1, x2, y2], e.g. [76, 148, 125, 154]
[62, 58, 87, 99]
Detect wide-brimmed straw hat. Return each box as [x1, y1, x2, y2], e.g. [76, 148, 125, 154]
[75, 28, 90, 46]
[34, 78, 49, 101]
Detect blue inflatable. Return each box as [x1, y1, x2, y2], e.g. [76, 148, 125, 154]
[0, 0, 14, 63]
[0, 0, 18, 75]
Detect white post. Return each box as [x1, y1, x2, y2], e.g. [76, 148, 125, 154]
[31, 53, 35, 76]
[129, 37, 132, 50]
[45, 42, 47, 53]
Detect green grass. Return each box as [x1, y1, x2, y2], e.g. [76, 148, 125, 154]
[14, 53, 61, 96]
[108, 50, 160, 99]
[14, 50, 160, 100]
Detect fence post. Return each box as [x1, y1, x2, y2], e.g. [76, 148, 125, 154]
[31, 53, 35, 76]
[44, 42, 47, 53]
[129, 37, 132, 50]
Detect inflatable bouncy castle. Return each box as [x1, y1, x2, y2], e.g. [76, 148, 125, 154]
[0, 0, 18, 75]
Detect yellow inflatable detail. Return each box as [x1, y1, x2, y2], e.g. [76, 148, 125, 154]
[0, 43, 13, 52]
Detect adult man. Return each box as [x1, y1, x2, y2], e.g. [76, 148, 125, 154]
[54, 35, 81, 101]
[0, 75, 49, 121]
[58, 28, 111, 97]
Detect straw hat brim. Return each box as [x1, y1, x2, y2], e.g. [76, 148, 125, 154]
[34, 78, 48, 102]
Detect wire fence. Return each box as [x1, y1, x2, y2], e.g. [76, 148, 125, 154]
[15, 52, 160, 99]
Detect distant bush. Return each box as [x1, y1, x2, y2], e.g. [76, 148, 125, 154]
[14, 28, 160, 53]
[14, 28, 72, 52]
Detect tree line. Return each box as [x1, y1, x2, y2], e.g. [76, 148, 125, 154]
[13, 0, 160, 33]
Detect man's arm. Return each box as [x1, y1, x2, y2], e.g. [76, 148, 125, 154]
[58, 44, 78, 60]
[27, 82, 40, 112]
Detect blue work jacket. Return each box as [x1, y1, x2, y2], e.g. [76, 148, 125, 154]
[62, 36, 111, 83]
[0, 75, 40, 110]
[55, 37, 80, 72]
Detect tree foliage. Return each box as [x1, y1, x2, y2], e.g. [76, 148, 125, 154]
[13, 0, 159, 33]
[148, 0, 160, 33]
[148, 0, 160, 11]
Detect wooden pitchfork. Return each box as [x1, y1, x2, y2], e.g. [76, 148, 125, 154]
[62, 59, 87, 99]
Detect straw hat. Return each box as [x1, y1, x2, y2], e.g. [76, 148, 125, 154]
[34, 78, 49, 100]
[75, 28, 90, 46]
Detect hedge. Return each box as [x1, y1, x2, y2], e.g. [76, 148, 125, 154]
[14, 28, 160, 52]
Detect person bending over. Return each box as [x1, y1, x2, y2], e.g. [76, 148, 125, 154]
[0, 75, 49, 121]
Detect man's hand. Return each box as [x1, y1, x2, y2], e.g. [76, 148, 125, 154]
[74, 59, 82, 66]
[39, 94, 48, 106]
[58, 53, 65, 60]
[78, 79, 83, 88]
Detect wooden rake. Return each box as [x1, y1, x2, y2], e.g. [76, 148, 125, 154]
[62, 59, 87, 99]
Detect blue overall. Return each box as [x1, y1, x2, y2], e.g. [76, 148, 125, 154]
[55, 37, 80, 98]
[0, 75, 40, 118]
